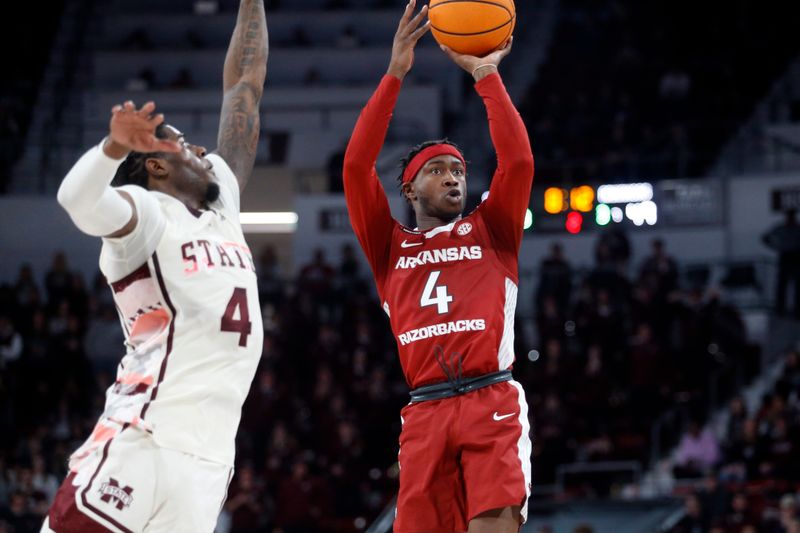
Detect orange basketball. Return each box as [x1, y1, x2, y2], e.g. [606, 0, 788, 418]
[428, 0, 516, 57]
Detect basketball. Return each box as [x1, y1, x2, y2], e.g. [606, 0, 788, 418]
[428, 0, 516, 57]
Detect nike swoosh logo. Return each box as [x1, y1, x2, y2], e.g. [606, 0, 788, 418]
[493, 412, 516, 421]
[400, 240, 423, 248]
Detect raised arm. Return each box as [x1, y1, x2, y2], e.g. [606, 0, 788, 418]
[441, 40, 534, 255]
[57, 101, 179, 239]
[343, 1, 429, 288]
[216, 0, 268, 191]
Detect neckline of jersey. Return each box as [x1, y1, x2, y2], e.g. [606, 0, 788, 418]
[149, 190, 215, 219]
[403, 220, 460, 239]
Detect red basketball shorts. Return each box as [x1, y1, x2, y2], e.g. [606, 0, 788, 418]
[395, 380, 532, 533]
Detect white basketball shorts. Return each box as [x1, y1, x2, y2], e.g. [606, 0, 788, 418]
[40, 427, 233, 533]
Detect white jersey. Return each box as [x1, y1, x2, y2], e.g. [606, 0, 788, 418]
[70, 154, 263, 470]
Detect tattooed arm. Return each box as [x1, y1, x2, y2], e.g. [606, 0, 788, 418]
[216, 0, 268, 192]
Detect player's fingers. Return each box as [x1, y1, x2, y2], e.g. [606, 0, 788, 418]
[111, 105, 123, 114]
[148, 113, 165, 127]
[123, 100, 135, 112]
[407, 5, 429, 35]
[399, 0, 415, 28]
[410, 20, 431, 43]
[409, 4, 428, 28]
[138, 101, 156, 116]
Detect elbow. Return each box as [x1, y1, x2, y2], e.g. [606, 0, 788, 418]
[343, 156, 369, 183]
[508, 154, 535, 180]
[56, 180, 77, 210]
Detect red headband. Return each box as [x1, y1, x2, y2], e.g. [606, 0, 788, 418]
[402, 144, 466, 184]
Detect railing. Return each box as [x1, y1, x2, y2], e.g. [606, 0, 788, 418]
[364, 496, 396, 533]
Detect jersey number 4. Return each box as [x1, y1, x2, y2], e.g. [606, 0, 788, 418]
[221, 287, 252, 347]
[420, 271, 453, 314]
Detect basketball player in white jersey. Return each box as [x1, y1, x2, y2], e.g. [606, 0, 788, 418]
[41, 1, 267, 531]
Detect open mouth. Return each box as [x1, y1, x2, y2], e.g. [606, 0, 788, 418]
[446, 189, 462, 202]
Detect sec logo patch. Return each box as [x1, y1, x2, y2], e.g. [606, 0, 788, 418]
[457, 222, 472, 236]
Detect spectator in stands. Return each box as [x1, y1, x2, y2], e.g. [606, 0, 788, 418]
[336, 25, 362, 49]
[125, 68, 156, 91]
[168, 67, 196, 89]
[43, 252, 71, 311]
[83, 304, 123, 376]
[763, 209, 800, 317]
[628, 322, 664, 418]
[782, 350, 800, 390]
[536, 294, 566, 347]
[338, 243, 362, 293]
[674, 420, 720, 478]
[673, 493, 708, 533]
[299, 248, 336, 300]
[0, 315, 22, 370]
[224, 465, 265, 533]
[1, 491, 39, 533]
[257, 245, 284, 307]
[536, 242, 572, 314]
[639, 238, 678, 302]
[725, 493, 758, 531]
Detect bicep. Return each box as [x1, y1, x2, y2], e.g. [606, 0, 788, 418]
[216, 81, 262, 192]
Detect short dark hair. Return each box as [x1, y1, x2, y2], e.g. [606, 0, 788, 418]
[111, 123, 170, 189]
[396, 138, 466, 187]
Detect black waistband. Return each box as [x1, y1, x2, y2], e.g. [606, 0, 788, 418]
[408, 370, 513, 403]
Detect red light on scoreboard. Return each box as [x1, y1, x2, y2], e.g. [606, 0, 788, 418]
[565, 212, 583, 234]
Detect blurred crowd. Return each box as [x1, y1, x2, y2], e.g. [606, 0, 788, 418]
[521, 0, 800, 181]
[0, 245, 407, 533]
[668, 349, 800, 533]
[0, 227, 784, 532]
[525, 233, 760, 492]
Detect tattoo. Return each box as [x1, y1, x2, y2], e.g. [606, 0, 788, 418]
[218, 83, 261, 191]
[219, 0, 268, 191]
[232, 1, 266, 78]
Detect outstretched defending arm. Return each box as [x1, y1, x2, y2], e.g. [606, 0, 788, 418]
[343, 1, 429, 289]
[57, 101, 179, 238]
[216, 0, 268, 191]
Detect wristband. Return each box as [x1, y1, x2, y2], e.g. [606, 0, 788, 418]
[471, 64, 498, 78]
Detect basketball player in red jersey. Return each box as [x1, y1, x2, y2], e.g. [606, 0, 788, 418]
[343, 2, 534, 532]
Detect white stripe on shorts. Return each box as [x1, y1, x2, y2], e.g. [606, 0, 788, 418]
[509, 380, 532, 523]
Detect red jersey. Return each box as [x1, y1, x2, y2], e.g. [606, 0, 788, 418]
[344, 73, 534, 389]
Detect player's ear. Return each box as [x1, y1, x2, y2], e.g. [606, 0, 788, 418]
[145, 157, 169, 180]
[402, 181, 416, 202]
